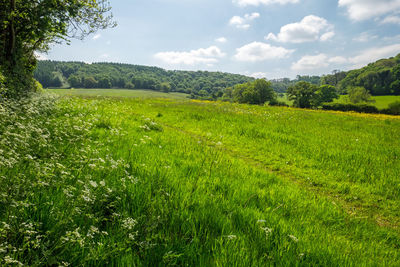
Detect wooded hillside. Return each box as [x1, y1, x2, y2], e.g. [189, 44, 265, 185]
[34, 61, 254, 98]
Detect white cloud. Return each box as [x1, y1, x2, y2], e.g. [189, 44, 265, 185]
[338, 0, 400, 21]
[320, 31, 335, 42]
[353, 32, 378, 42]
[215, 37, 227, 43]
[328, 56, 348, 64]
[92, 34, 101, 40]
[154, 46, 226, 65]
[381, 15, 400, 24]
[250, 72, 268, 78]
[234, 0, 299, 7]
[349, 43, 400, 68]
[266, 15, 334, 43]
[291, 44, 400, 72]
[234, 42, 294, 62]
[229, 13, 260, 29]
[291, 54, 329, 71]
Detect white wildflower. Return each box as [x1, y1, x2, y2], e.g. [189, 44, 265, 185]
[122, 217, 137, 230]
[89, 180, 98, 188]
[226, 235, 237, 240]
[288, 234, 299, 242]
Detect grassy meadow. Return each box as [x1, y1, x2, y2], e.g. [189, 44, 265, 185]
[0, 90, 399, 266]
[278, 93, 400, 109]
[47, 88, 190, 99]
[329, 95, 400, 109]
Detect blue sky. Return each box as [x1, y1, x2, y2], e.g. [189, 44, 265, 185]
[42, 0, 400, 79]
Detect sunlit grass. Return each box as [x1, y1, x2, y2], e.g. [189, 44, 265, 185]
[46, 88, 190, 99]
[0, 93, 399, 266]
[334, 94, 400, 109]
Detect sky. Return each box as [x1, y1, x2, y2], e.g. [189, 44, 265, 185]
[42, 0, 400, 79]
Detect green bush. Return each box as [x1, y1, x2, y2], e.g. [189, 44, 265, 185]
[322, 103, 379, 113]
[268, 99, 289, 107]
[381, 101, 400, 115]
[0, 71, 6, 98]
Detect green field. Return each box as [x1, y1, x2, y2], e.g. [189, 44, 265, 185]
[46, 88, 190, 99]
[1, 91, 399, 266]
[333, 95, 400, 109]
[278, 93, 400, 109]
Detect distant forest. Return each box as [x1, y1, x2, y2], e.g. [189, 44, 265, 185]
[271, 53, 400, 96]
[34, 61, 322, 98]
[34, 61, 254, 99]
[35, 53, 400, 99]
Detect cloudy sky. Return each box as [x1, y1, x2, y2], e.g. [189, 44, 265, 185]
[43, 0, 400, 79]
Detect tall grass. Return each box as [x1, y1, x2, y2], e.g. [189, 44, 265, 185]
[0, 94, 399, 265]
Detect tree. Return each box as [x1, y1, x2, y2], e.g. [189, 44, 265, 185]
[83, 76, 98, 88]
[287, 81, 318, 108]
[159, 82, 171, 93]
[68, 75, 82, 88]
[1, 0, 116, 97]
[348, 86, 373, 104]
[232, 79, 276, 105]
[97, 76, 112, 88]
[312, 85, 338, 107]
[390, 80, 400, 95]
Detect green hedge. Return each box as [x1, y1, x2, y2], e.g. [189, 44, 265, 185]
[381, 101, 400, 115]
[322, 102, 400, 115]
[322, 103, 379, 113]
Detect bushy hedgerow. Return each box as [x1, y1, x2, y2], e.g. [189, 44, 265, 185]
[381, 101, 400, 115]
[322, 103, 379, 114]
[268, 99, 289, 107]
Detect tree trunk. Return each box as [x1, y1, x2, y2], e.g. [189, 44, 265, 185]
[6, 0, 16, 67]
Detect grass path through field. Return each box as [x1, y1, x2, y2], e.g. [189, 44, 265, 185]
[109, 98, 400, 231]
[162, 120, 399, 230]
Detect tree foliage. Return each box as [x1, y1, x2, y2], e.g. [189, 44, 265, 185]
[312, 85, 339, 107]
[287, 81, 338, 108]
[287, 81, 318, 108]
[231, 79, 276, 105]
[0, 0, 116, 97]
[269, 75, 321, 93]
[337, 54, 400, 96]
[347, 86, 373, 104]
[34, 60, 254, 98]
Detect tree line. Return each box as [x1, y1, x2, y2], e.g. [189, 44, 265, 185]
[321, 55, 400, 96]
[34, 60, 254, 99]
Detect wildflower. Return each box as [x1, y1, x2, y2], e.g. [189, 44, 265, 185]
[288, 234, 299, 242]
[261, 227, 273, 236]
[4, 256, 23, 266]
[122, 217, 137, 230]
[89, 180, 98, 188]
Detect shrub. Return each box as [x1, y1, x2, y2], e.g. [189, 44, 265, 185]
[0, 71, 6, 98]
[381, 101, 400, 115]
[322, 103, 379, 114]
[268, 99, 289, 107]
[348, 86, 373, 104]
